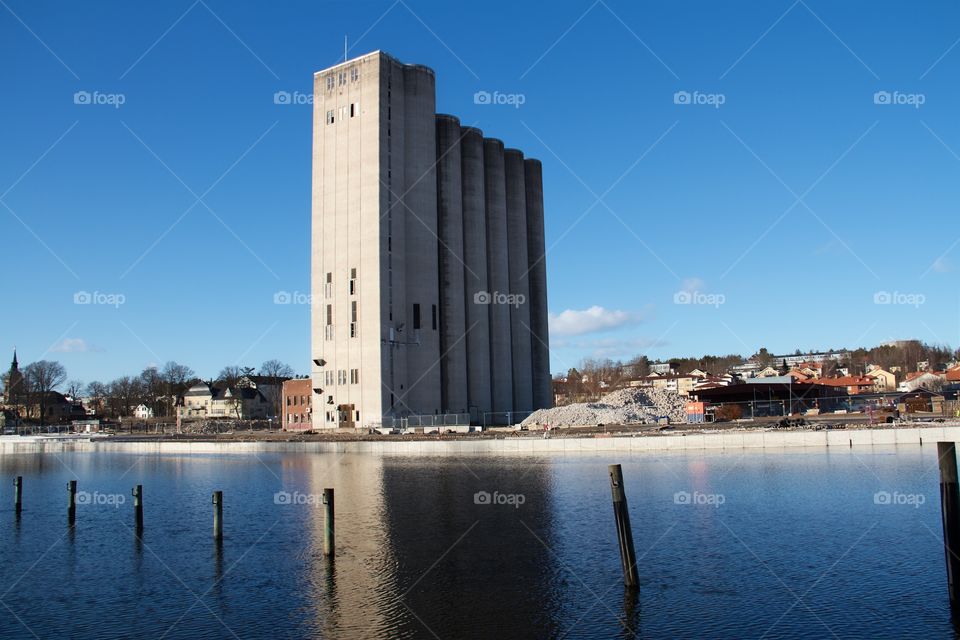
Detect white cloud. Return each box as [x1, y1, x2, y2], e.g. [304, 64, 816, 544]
[549, 306, 640, 337]
[51, 338, 101, 353]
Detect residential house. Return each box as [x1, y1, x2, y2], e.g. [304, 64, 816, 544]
[237, 375, 291, 418]
[282, 378, 313, 431]
[755, 366, 782, 378]
[817, 376, 875, 395]
[865, 368, 897, 392]
[133, 404, 154, 419]
[182, 382, 271, 419]
[898, 371, 946, 392]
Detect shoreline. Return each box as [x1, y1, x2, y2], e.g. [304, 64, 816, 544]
[2, 422, 959, 455]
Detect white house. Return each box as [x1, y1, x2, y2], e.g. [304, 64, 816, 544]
[133, 404, 153, 419]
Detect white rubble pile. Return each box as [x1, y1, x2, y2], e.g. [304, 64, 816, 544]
[522, 387, 687, 427]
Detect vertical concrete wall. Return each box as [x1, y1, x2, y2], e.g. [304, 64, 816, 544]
[379, 56, 405, 421]
[401, 64, 441, 416]
[483, 139, 513, 415]
[435, 115, 469, 413]
[525, 159, 551, 409]
[312, 53, 385, 429]
[504, 149, 533, 412]
[460, 127, 492, 417]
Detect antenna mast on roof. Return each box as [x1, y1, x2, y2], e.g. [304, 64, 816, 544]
[344, 35, 348, 62]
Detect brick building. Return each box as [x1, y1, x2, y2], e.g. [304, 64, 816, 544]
[282, 378, 313, 431]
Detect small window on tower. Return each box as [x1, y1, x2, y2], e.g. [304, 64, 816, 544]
[413, 304, 421, 330]
[326, 76, 334, 91]
[350, 103, 356, 117]
[432, 305, 437, 330]
[351, 67, 359, 82]
[326, 110, 334, 125]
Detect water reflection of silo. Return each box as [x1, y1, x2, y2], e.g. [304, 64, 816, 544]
[281, 451, 399, 637]
[380, 457, 557, 638]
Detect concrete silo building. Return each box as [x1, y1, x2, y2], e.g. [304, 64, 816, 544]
[311, 51, 550, 430]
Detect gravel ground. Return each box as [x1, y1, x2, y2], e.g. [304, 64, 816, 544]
[522, 387, 687, 427]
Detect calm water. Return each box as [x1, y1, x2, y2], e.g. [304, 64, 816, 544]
[0, 445, 956, 639]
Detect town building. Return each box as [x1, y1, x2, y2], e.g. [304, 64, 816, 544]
[310, 51, 550, 430]
[282, 378, 313, 431]
[864, 368, 897, 392]
[133, 404, 154, 419]
[182, 382, 270, 419]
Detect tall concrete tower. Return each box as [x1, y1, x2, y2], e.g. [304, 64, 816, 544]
[311, 51, 550, 430]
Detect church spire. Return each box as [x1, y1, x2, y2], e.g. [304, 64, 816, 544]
[12, 348, 17, 368]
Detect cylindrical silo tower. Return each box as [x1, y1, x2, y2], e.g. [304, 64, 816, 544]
[435, 115, 469, 414]
[401, 63, 441, 417]
[525, 159, 552, 409]
[483, 138, 514, 419]
[460, 127, 492, 419]
[504, 149, 533, 413]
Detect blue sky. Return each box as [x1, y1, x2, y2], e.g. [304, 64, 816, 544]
[2, 0, 959, 384]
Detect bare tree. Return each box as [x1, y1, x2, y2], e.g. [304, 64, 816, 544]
[66, 379, 84, 399]
[217, 366, 243, 387]
[24, 360, 67, 426]
[259, 360, 295, 418]
[85, 381, 108, 416]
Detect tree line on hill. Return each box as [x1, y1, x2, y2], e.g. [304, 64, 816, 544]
[556, 340, 959, 401]
[2, 359, 296, 420]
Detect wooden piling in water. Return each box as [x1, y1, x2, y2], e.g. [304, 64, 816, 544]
[323, 488, 335, 557]
[608, 464, 639, 588]
[132, 485, 143, 532]
[939, 442, 960, 605]
[13, 476, 22, 517]
[67, 480, 77, 525]
[212, 491, 223, 540]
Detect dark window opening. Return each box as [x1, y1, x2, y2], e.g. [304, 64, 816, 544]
[413, 304, 421, 330]
[432, 304, 437, 330]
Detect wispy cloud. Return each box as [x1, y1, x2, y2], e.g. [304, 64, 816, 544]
[50, 338, 102, 353]
[549, 305, 643, 337]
